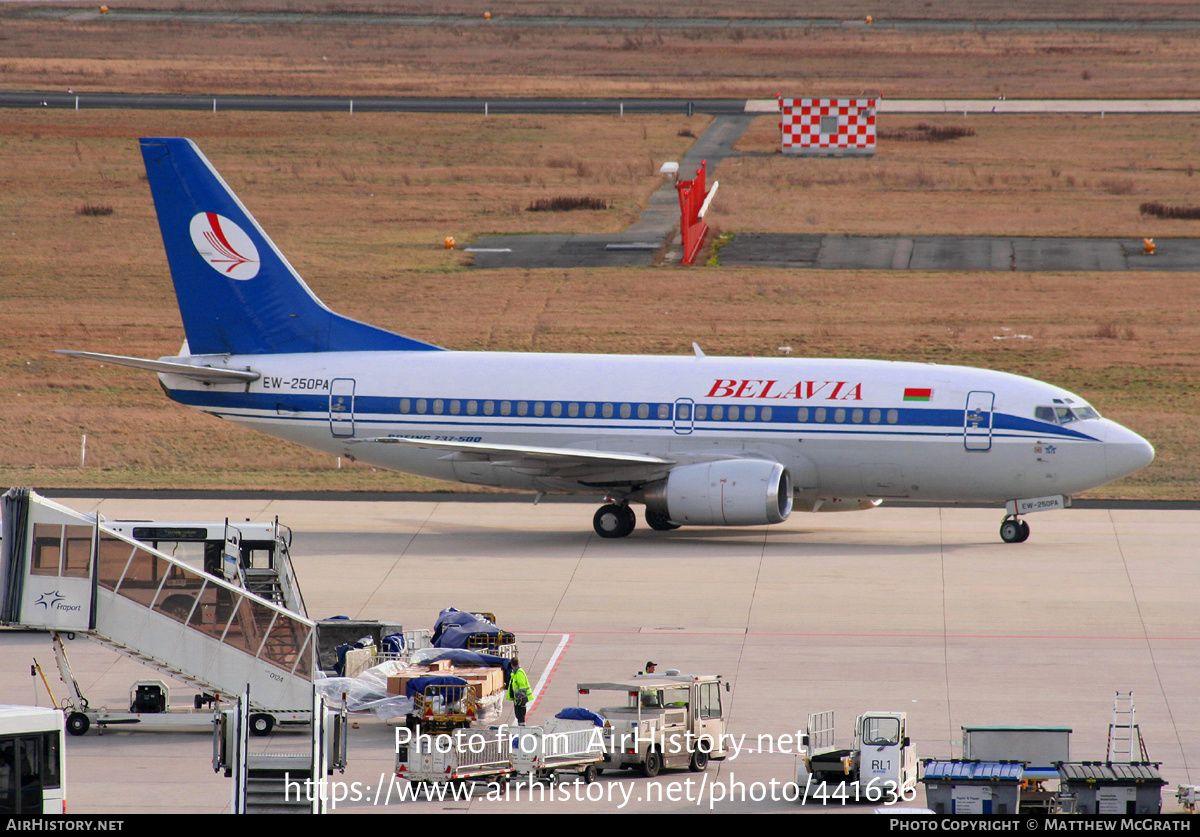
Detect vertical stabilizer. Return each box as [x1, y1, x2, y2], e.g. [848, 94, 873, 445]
[139, 137, 441, 356]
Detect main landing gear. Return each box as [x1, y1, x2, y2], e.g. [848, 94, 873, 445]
[999, 516, 1031, 544]
[593, 503, 636, 538]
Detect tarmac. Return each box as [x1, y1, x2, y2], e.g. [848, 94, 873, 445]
[4, 496, 1197, 814]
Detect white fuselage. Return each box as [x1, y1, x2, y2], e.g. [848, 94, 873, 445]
[160, 351, 1153, 508]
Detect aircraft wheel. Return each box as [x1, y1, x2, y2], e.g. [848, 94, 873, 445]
[594, 504, 635, 538]
[999, 518, 1024, 544]
[645, 509, 680, 531]
[640, 748, 662, 778]
[1017, 519, 1031, 542]
[249, 713, 275, 736]
[66, 712, 90, 736]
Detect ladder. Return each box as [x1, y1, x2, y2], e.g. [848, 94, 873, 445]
[1106, 690, 1149, 762]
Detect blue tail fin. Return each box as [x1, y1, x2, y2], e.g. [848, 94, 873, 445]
[140, 137, 441, 355]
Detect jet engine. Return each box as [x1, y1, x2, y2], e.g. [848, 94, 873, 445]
[644, 460, 792, 527]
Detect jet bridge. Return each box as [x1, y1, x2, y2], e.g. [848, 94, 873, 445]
[0, 488, 314, 715]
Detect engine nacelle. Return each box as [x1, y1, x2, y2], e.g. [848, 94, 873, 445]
[645, 460, 792, 527]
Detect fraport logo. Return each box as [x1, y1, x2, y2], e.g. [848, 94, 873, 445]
[190, 212, 260, 280]
[35, 591, 66, 609]
[34, 591, 81, 613]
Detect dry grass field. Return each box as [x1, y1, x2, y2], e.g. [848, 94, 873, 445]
[1, 4, 1196, 500]
[728, 114, 1200, 237]
[4, 5, 1200, 99]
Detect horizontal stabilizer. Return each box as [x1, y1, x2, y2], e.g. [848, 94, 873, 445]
[56, 350, 260, 384]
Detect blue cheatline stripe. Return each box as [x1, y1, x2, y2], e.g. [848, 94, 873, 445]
[169, 388, 1100, 442]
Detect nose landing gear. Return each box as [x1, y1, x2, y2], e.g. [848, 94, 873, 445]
[999, 516, 1030, 543]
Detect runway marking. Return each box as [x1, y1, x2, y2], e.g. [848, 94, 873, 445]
[528, 632, 571, 713]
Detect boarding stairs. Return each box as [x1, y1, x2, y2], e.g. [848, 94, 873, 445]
[1106, 690, 1150, 763]
[0, 488, 315, 715]
[244, 570, 286, 606]
[216, 687, 348, 814]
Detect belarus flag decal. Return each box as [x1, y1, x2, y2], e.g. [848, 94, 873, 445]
[903, 388, 933, 401]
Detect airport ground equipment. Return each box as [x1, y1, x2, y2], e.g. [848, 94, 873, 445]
[960, 724, 1071, 812]
[797, 710, 917, 798]
[102, 516, 305, 615]
[920, 760, 1024, 815]
[575, 673, 729, 777]
[409, 681, 479, 733]
[0, 488, 316, 733]
[510, 720, 605, 783]
[396, 727, 513, 784]
[1107, 690, 1149, 762]
[214, 688, 347, 814]
[1057, 762, 1165, 815]
[47, 633, 306, 736]
[0, 704, 66, 814]
[1175, 785, 1200, 813]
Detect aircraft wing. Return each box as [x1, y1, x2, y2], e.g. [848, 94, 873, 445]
[56, 351, 260, 384]
[349, 437, 676, 483]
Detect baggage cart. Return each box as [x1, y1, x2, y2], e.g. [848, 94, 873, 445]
[396, 728, 512, 783]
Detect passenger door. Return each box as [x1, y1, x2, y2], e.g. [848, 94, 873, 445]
[964, 391, 994, 451]
[329, 378, 355, 438]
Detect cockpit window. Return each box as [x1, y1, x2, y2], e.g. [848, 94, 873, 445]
[1036, 405, 1100, 424]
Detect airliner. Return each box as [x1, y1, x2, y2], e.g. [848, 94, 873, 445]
[60, 138, 1154, 542]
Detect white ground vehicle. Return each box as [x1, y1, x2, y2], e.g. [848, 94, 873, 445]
[797, 710, 917, 802]
[576, 674, 729, 777]
[0, 705, 65, 814]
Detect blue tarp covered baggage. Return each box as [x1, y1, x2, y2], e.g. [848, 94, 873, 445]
[419, 649, 513, 675]
[404, 675, 469, 700]
[381, 633, 405, 654]
[555, 707, 607, 727]
[432, 607, 502, 649]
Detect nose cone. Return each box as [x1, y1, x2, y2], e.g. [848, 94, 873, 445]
[1105, 421, 1155, 482]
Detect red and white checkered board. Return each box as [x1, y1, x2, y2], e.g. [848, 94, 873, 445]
[780, 98, 876, 152]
